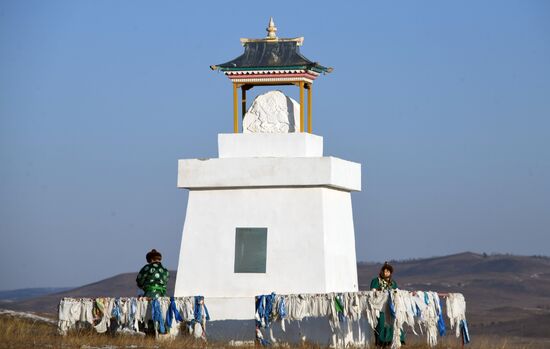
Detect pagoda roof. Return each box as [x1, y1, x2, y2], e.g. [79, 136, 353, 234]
[211, 40, 332, 74]
[211, 19, 332, 75]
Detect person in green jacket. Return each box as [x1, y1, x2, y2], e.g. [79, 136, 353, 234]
[136, 249, 169, 298]
[370, 262, 405, 347]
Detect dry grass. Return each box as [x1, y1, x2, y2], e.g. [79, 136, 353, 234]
[0, 315, 202, 349]
[0, 314, 545, 349]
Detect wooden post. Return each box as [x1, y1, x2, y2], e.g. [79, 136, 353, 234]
[241, 86, 247, 119]
[299, 81, 304, 132]
[233, 83, 238, 133]
[307, 83, 312, 133]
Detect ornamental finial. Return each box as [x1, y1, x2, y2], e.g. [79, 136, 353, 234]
[266, 17, 277, 39]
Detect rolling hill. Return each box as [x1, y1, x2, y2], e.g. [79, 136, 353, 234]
[358, 252, 550, 339]
[2, 252, 550, 341]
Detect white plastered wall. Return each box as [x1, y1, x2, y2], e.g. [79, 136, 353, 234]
[322, 189, 358, 292]
[174, 187, 359, 319]
[174, 133, 361, 320]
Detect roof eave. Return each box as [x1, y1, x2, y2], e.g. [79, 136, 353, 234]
[212, 64, 333, 73]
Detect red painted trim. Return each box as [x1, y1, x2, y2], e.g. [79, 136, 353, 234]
[227, 72, 318, 80]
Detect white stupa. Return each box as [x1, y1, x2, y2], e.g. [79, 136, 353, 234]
[174, 20, 361, 322]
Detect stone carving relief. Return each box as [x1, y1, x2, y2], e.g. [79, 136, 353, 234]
[243, 90, 300, 133]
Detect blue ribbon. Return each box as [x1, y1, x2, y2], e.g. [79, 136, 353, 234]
[255, 293, 278, 328]
[152, 298, 166, 334]
[111, 298, 121, 324]
[436, 297, 446, 336]
[389, 291, 396, 317]
[194, 296, 210, 322]
[255, 295, 266, 328]
[166, 296, 183, 328]
[461, 319, 471, 344]
[265, 293, 276, 328]
[278, 296, 286, 319]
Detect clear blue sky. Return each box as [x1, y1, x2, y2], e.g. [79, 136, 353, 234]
[1, 1, 549, 290]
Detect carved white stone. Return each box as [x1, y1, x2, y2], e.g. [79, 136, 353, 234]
[243, 90, 300, 133]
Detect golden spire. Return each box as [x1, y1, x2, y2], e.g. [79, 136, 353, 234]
[266, 17, 277, 40]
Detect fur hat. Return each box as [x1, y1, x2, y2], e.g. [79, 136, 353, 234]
[380, 261, 394, 274]
[146, 249, 162, 263]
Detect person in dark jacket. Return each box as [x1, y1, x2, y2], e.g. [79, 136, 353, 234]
[370, 262, 405, 347]
[136, 249, 169, 298]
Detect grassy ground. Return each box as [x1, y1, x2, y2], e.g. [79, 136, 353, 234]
[0, 314, 544, 349]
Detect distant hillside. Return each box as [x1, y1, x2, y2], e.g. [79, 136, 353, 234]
[360, 252, 550, 339]
[2, 272, 176, 315]
[3, 252, 550, 340]
[0, 287, 72, 301]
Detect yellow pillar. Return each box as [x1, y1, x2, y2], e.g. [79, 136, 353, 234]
[299, 81, 304, 132]
[307, 83, 312, 133]
[233, 83, 238, 133]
